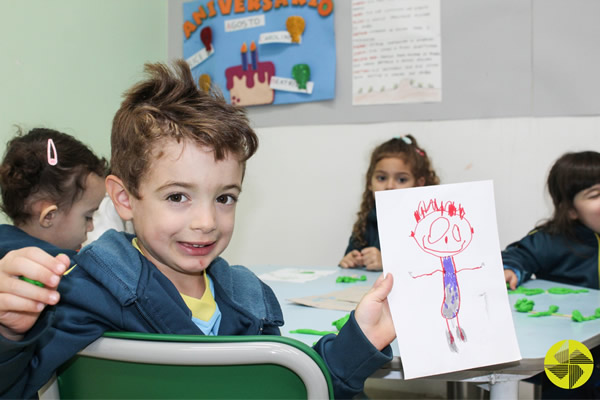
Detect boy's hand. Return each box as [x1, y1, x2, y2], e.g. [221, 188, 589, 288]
[361, 247, 382, 271]
[339, 250, 363, 269]
[504, 269, 518, 290]
[0, 248, 68, 341]
[354, 273, 395, 351]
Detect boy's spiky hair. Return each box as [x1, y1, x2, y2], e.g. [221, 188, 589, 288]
[414, 199, 465, 223]
[110, 59, 258, 198]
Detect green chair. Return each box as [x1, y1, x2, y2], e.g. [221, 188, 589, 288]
[38, 332, 334, 399]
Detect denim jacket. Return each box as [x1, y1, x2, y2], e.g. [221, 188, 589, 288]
[0, 224, 78, 261]
[0, 230, 392, 399]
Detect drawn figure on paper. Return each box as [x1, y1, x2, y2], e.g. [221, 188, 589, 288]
[410, 199, 482, 352]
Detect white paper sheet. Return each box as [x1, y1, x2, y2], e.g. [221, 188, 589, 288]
[258, 268, 336, 283]
[375, 181, 521, 379]
[352, 0, 442, 105]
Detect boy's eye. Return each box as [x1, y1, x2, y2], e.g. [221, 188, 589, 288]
[376, 175, 386, 182]
[216, 194, 237, 205]
[85, 216, 93, 222]
[397, 177, 408, 183]
[167, 193, 188, 203]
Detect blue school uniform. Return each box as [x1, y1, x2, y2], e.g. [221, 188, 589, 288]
[502, 223, 600, 398]
[344, 208, 380, 255]
[502, 223, 600, 289]
[0, 224, 78, 261]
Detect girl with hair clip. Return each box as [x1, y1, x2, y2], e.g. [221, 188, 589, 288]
[503, 151, 600, 291]
[339, 135, 439, 271]
[0, 128, 107, 259]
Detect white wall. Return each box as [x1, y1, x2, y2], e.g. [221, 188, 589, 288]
[222, 116, 600, 267]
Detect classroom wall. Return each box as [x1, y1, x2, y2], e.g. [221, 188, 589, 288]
[167, 0, 600, 267]
[0, 0, 167, 224]
[1, 1, 598, 269]
[169, 0, 600, 126]
[221, 116, 600, 267]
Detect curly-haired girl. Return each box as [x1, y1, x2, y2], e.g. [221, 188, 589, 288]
[340, 135, 439, 270]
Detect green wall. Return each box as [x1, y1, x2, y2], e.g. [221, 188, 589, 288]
[0, 0, 167, 223]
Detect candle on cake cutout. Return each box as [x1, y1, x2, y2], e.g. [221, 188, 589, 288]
[225, 41, 275, 106]
[250, 41, 258, 71]
[241, 42, 248, 71]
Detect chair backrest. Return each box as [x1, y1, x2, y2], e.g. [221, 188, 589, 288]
[39, 332, 334, 399]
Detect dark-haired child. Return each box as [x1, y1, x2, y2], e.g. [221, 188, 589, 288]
[503, 151, 600, 290]
[0, 128, 107, 348]
[0, 128, 107, 255]
[0, 61, 395, 399]
[340, 135, 439, 271]
[502, 151, 600, 399]
[0, 127, 107, 256]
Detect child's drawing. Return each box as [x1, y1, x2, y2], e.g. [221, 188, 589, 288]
[409, 199, 482, 352]
[375, 181, 521, 379]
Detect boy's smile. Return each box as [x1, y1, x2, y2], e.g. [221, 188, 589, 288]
[127, 139, 243, 296]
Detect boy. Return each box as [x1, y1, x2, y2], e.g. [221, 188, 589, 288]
[0, 60, 395, 399]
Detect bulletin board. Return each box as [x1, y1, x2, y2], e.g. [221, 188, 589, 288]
[168, 0, 600, 127]
[181, 1, 335, 107]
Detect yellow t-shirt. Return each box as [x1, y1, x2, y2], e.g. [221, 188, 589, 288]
[179, 272, 216, 321]
[131, 238, 220, 333]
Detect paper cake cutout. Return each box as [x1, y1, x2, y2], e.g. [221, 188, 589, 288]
[225, 41, 275, 106]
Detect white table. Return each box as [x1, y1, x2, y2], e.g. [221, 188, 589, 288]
[250, 265, 600, 399]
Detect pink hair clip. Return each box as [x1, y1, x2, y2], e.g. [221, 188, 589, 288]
[47, 139, 58, 166]
[415, 148, 425, 157]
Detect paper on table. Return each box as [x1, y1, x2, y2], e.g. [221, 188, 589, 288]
[375, 180, 521, 379]
[289, 286, 371, 311]
[258, 268, 336, 283]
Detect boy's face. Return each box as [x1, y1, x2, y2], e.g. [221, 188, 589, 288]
[129, 140, 243, 287]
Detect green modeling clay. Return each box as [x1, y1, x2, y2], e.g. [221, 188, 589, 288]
[547, 287, 589, 295]
[571, 308, 600, 322]
[289, 329, 337, 336]
[336, 275, 367, 283]
[508, 286, 588, 296]
[508, 287, 545, 296]
[515, 298, 535, 313]
[290, 314, 352, 337]
[529, 305, 559, 317]
[332, 314, 350, 331]
[19, 276, 44, 287]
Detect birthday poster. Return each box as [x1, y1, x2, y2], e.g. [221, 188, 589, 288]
[182, 0, 336, 107]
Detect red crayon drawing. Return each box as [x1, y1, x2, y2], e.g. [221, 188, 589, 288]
[410, 199, 482, 352]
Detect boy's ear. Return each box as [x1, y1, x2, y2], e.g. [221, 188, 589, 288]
[105, 175, 134, 221]
[38, 203, 58, 228]
[416, 177, 426, 187]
